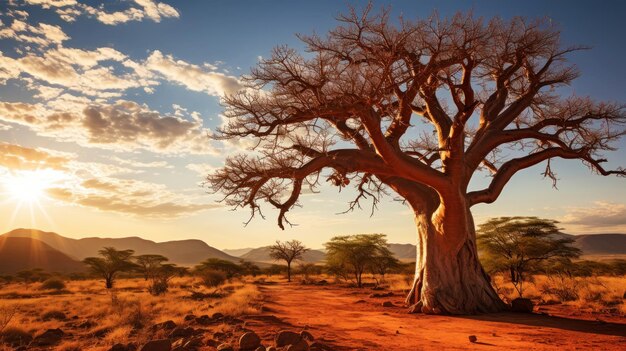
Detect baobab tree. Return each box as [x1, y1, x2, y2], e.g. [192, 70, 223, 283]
[208, 7, 625, 314]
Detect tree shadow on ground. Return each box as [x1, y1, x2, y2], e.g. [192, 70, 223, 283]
[458, 313, 626, 337]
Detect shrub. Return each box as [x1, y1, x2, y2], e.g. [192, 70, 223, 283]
[0, 327, 32, 347]
[40, 278, 66, 290]
[148, 280, 168, 296]
[42, 310, 67, 321]
[198, 269, 227, 288]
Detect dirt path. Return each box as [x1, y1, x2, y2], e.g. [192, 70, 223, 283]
[249, 282, 626, 351]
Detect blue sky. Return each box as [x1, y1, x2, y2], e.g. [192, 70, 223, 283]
[0, 0, 624, 249]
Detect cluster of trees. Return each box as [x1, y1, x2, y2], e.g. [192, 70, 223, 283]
[82, 248, 269, 294]
[474, 217, 626, 297]
[267, 236, 403, 287]
[83, 248, 188, 293]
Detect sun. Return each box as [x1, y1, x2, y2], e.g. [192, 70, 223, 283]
[2, 171, 51, 203]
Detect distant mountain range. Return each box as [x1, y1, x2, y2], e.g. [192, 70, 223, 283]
[0, 236, 85, 274]
[1, 228, 240, 273]
[1, 228, 624, 274]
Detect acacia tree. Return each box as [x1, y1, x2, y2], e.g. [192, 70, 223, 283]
[477, 217, 581, 297]
[325, 234, 393, 288]
[135, 254, 169, 281]
[83, 247, 136, 289]
[268, 240, 309, 282]
[209, 7, 625, 314]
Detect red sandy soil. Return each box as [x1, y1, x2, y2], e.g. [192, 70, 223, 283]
[246, 282, 626, 351]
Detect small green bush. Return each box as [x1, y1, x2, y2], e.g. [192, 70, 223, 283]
[40, 278, 66, 290]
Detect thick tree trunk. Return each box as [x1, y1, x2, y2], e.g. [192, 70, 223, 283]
[405, 207, 506, 314]
[105, 277, 113, 289]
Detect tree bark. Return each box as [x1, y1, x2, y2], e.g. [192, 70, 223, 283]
[405, 207, 506, 314]
[287, 261, 291, 282]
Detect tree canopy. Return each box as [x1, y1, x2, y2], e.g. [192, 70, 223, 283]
[83, 247, 137, 289]
[325, 233, 394, 287]
[477, 217, 581, 296]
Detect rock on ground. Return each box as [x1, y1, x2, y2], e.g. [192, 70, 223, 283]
[140, 339, 171, 351]
[239, 331, 262, 350]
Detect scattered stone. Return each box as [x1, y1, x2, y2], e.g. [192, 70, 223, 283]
[255, 346, 266, 351]
[309, 342, 332, 351]
[212, 312, 225, 320]
[140, 339, 171, 351]
[275, 330, 303, 347]
[184, 314, 197, 321]
[42, 310, 67, 321]
[183, 336, 204, 349]
[216, 344, 233, 351]
[369, 292, 394, 298]
[151, 320, 177, 331]
[195, 315, 212, 325]
[213, 331, 227, 340]
[206, 339, 219, 347]
[300, 330, 314, 341]
[623, 291, 626, 299]
[316, 280, 328, 285]
[468, 335, 477, 343]
[285, 339, 309, 351]
[32, 328, 64, 346]
[109, 343, 137, 351]
[239, 331, 261, 350]
[381, 301, 394, 307]
[511, 298, 534, 313]
[169, 326, 195, 338]
[354, 299, 366, 304]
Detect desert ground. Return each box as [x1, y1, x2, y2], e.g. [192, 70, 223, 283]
[0, 274, 625, 351]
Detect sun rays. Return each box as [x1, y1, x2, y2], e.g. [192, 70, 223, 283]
[1, 169, 62, 231]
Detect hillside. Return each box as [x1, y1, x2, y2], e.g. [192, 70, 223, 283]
[222, 248, 256, 257]
[573, 233, 626, 255]
[2, 228, 240, 266]
[240, 246, 326, 263]
[389, 243, 416, 260]
[0, 237, 85, 274]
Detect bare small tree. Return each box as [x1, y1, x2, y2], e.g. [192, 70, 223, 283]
[209, 6, 625, 314]
[135, 254, 168, 281]
[269, 240, 309, 282]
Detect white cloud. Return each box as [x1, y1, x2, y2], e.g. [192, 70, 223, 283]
[0, 18, 69, 46]
[561, 201, 626, 230]
[0, 98, 218, 155]
[23, 0, 179, 25]
[145, 50, 242, 96]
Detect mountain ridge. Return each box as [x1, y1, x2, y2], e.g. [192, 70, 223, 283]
[2, 228, 240, 266]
